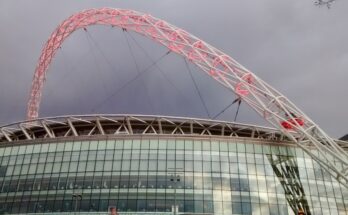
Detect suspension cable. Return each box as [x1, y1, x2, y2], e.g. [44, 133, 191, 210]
[122, 29, 155, 113]
[59, 47, 85, 114]
[43, 46, 87, 115]
[127, 29, 242, 122]
[125, 31, 193, 104]
[234, 98, 242, 121]
[84, 30, 109, 95]
[44, 45, 91, 98]
[90, 50, 171, 112]
[183, 58, 211, 118]
[83, 29, 121, 84]
[212, 97, 242, 121]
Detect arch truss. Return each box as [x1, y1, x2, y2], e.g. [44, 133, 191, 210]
[27, 8, 348, 187]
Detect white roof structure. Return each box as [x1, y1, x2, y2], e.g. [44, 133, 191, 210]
[0, 114, 288, 143]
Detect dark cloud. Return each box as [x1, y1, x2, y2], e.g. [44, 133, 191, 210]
[0, 0, 347, 138]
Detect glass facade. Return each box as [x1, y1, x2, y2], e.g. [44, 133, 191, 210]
[0, 137, 347, 214]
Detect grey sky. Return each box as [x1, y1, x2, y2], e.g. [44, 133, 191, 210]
[0, 0, 347, 138]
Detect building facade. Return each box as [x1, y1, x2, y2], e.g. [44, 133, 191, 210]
[0, 115, 347, 215]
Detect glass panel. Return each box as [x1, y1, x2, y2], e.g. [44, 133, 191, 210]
[211, 142, 219, 151]
[141, 139, 150, 149]
[202, 141, 210, 151]
[185, 140, 193, 150]
[158, 139, 166, 149]
[64, 142, 74, 151]
[220, 142, 228, 152]
[168, 139, 175, 150]
[149, 139, 158, 149]
[0, 138, 347, 214]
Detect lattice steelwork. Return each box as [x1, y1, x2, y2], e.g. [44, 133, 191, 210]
[267, 154, 312, 215]
[26, 8, 348, 187]
[0, 115, 285, 144]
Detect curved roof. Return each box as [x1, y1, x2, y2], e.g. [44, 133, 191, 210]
[0, 114, 289, 144]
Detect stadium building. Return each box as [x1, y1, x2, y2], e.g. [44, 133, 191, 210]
[1, 8, 347, 215]
[0, 115, 347, 215]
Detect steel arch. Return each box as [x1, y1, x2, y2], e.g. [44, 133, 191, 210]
[27, 8, 348, 187]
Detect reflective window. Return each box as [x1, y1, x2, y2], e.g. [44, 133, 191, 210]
[0, 138, 345, 215]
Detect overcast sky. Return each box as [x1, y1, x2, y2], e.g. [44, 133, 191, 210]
[0, 0, 347, 138]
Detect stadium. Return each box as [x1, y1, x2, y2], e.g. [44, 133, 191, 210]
[0, 8, 347, 215]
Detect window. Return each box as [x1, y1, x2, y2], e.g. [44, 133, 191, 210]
[203, 161, 211, 172]
[36, 164, 45, 174]
[167, 160, 175, 170]
[185, 161, 193, 172]
[123, 150, 132, 160]
[194, 161, 202, 172]
[86, 161, 95, 172]
[78, 161, 86, 172]
[232, 202, 242, 214]
[194, 176, 203, 189]
[64, 142, 74, 151]
[221, 177, 230, 190]
[176, 140, 184, 150]
[221, 162, 229, 173]
[167, 139, 175, 150]
[121, 160, 130, 171]
[158, 140, 166, 149]
[0, 166, 7, 177]
[220, 142, 228, 152]
[0, 138, 347, 214]
[185, 176, 193, 189]
[96, 151, 105, 160]
[113, 161, 121, 171]
[212, 162, 220, 173]
[115, 140, 123, 150]
[194, 200, 204, 213]
[185, 140, 193, 150]
[95, 161, 104, 171]
[141, 140, 150, 150]
[176, 160, 184, 170]
[158, 160, 166, 171]
[242, 202, 252, 215]
[131, 160, 139, 171]
[28, 164, 37, 174]
[81, 141, 90, 150]
[211, 142, 219, 151]
[240, 178, 250, 192]
[62, 152, 71, 162]
[44, 163, 53, 173]
[213, 177, 221, 190]
[184, 200, 194, 212]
